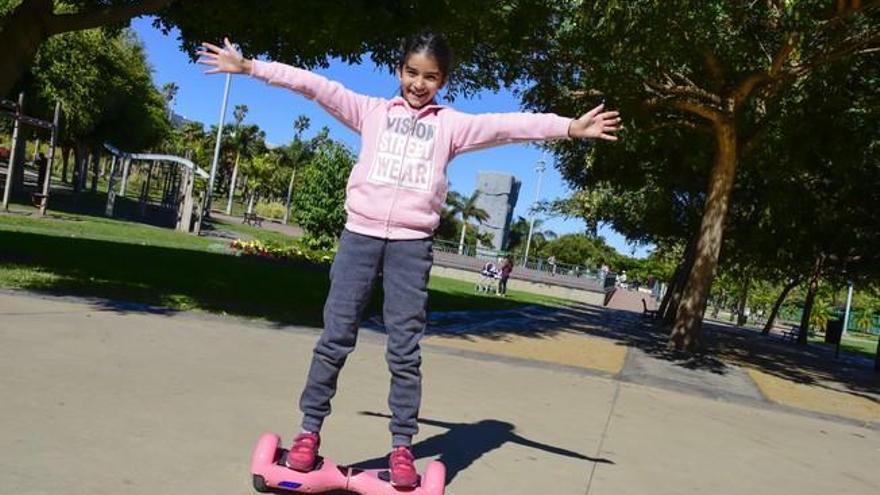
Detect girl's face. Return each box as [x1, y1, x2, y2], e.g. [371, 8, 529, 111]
[397, 51, 446, 109]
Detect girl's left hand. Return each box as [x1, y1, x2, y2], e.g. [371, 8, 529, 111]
[568, 104, 621, 141]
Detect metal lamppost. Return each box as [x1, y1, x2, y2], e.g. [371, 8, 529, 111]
[206, 72, 232, 216]
[522, 154, 546, 267]
[842, 280, 854, 338]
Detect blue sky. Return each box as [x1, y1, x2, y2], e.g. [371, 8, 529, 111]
[131, 17, 650, 258]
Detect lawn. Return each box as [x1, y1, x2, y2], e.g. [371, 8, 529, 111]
[809, 332, 879, 359]
[0, 212, 569, 327]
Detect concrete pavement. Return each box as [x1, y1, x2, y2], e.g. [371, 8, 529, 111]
[1, 290, 878, 495]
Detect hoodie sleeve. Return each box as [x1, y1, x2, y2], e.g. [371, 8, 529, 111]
[449, 111, 573, 156]
[250, 60, 383, 133]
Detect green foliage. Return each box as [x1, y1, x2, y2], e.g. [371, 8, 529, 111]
[539, 233, 616, 268]
[255, 201, 285, 220]
[291, 141, 354, 249]
[26, 28, 169, 150]
[854, 310, 876, 333]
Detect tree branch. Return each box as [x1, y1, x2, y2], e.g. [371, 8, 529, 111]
[732, 36, 796, 107]
[47, 0, 173, 35]
[645, 96, 724, 123]
[702, 50, 726, 90]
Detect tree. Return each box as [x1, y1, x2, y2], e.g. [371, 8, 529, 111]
[445, 190, 489, 255]
[282, 115, 311, 224]
[1, 0, 173, 98]
[520, 1, 879, 351]
[3, 0, 565, 98]
[223, 103, 247, 213]
[291, 140, 354, 249]
[21, 27, 169, 194]
[161, 81, 179, 118]
[539, 233, 618, 269]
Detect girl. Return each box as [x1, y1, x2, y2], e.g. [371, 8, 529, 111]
[199, 32, 620, 488]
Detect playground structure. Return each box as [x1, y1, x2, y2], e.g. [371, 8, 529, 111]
[102, 143, 210, 233]
[0, 92, 60, 215]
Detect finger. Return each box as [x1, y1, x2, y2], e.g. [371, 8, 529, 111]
[201, 41, 224, 54]
[204, 68, 222, 75]
[597, 111, 620, 121]
[599, 133, 619, 141]
[224, 37, 238, 54]
[197, 52, 219, 61]
[603, 125, 621, 132]
[584, 103, 604, 119]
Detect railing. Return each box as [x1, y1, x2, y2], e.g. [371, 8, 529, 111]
[432, 239, 612, 293]
[434, 239, 604, 279]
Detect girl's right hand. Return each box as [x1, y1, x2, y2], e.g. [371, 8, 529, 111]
[197, 37, 251, 75]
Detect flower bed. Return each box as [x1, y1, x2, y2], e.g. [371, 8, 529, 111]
[230, 239, 333, 265]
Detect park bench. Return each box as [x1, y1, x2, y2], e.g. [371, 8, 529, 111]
[642, 298, 658, 319]
[777, 325, 800, 342]
[242, 212, 264, 227]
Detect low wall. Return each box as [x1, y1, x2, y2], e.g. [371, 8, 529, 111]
[430, 265, 606, 306]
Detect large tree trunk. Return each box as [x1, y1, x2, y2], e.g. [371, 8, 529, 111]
[670, 120, 738, 352]
[0, 0, 172, 97]
[762, 278, 800, 334]
[659, 232, 699, 323]
[798, 256, 825, 345]
[0, 0, 53, 99]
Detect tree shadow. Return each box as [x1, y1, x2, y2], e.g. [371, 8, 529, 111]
[349, 411, 613, 484]
[416, 300, 879, 402]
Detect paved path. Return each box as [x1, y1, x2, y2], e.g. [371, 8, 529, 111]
[1, 290, 878, 495]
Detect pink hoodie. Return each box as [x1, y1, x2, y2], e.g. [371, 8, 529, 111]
[251, 60, 572, 240]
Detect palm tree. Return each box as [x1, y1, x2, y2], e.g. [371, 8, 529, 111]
[226, 104, 249, 214]
[446, 190, 489, 255]
[161, 82, 179, 121]
[283, 115, 311, 224]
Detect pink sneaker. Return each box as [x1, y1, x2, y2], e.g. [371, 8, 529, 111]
[285, 432, 320, 472]
[389, 446, 419, 488]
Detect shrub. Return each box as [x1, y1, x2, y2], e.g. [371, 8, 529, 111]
[255, 201, 286, 220]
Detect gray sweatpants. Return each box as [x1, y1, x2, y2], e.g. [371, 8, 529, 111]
[299, 229, 433, 447]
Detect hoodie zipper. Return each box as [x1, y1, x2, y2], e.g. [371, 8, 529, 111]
[383, 113, 420, 236]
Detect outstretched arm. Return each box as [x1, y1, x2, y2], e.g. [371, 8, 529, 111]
[510, 433, 612, 463]
[198, 38, 382, 133]
[451, 103, 621, 156]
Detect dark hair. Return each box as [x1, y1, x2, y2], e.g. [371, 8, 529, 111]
[398, 31, 453, 78]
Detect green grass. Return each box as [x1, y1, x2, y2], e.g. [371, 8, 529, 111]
[210, 217, 302, 246]
[809, 332, 879, 359]
[0, 212, 569, 327]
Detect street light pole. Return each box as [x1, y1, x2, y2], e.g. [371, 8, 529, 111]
[842, 281, 854, 338]
[206, 72, 232, 216]
[522, 154, 546, 267]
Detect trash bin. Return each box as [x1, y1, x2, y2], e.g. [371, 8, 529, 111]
[825, 319, 844, 344]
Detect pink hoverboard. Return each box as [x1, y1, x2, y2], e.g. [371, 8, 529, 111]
[250, 433, 446, 495]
